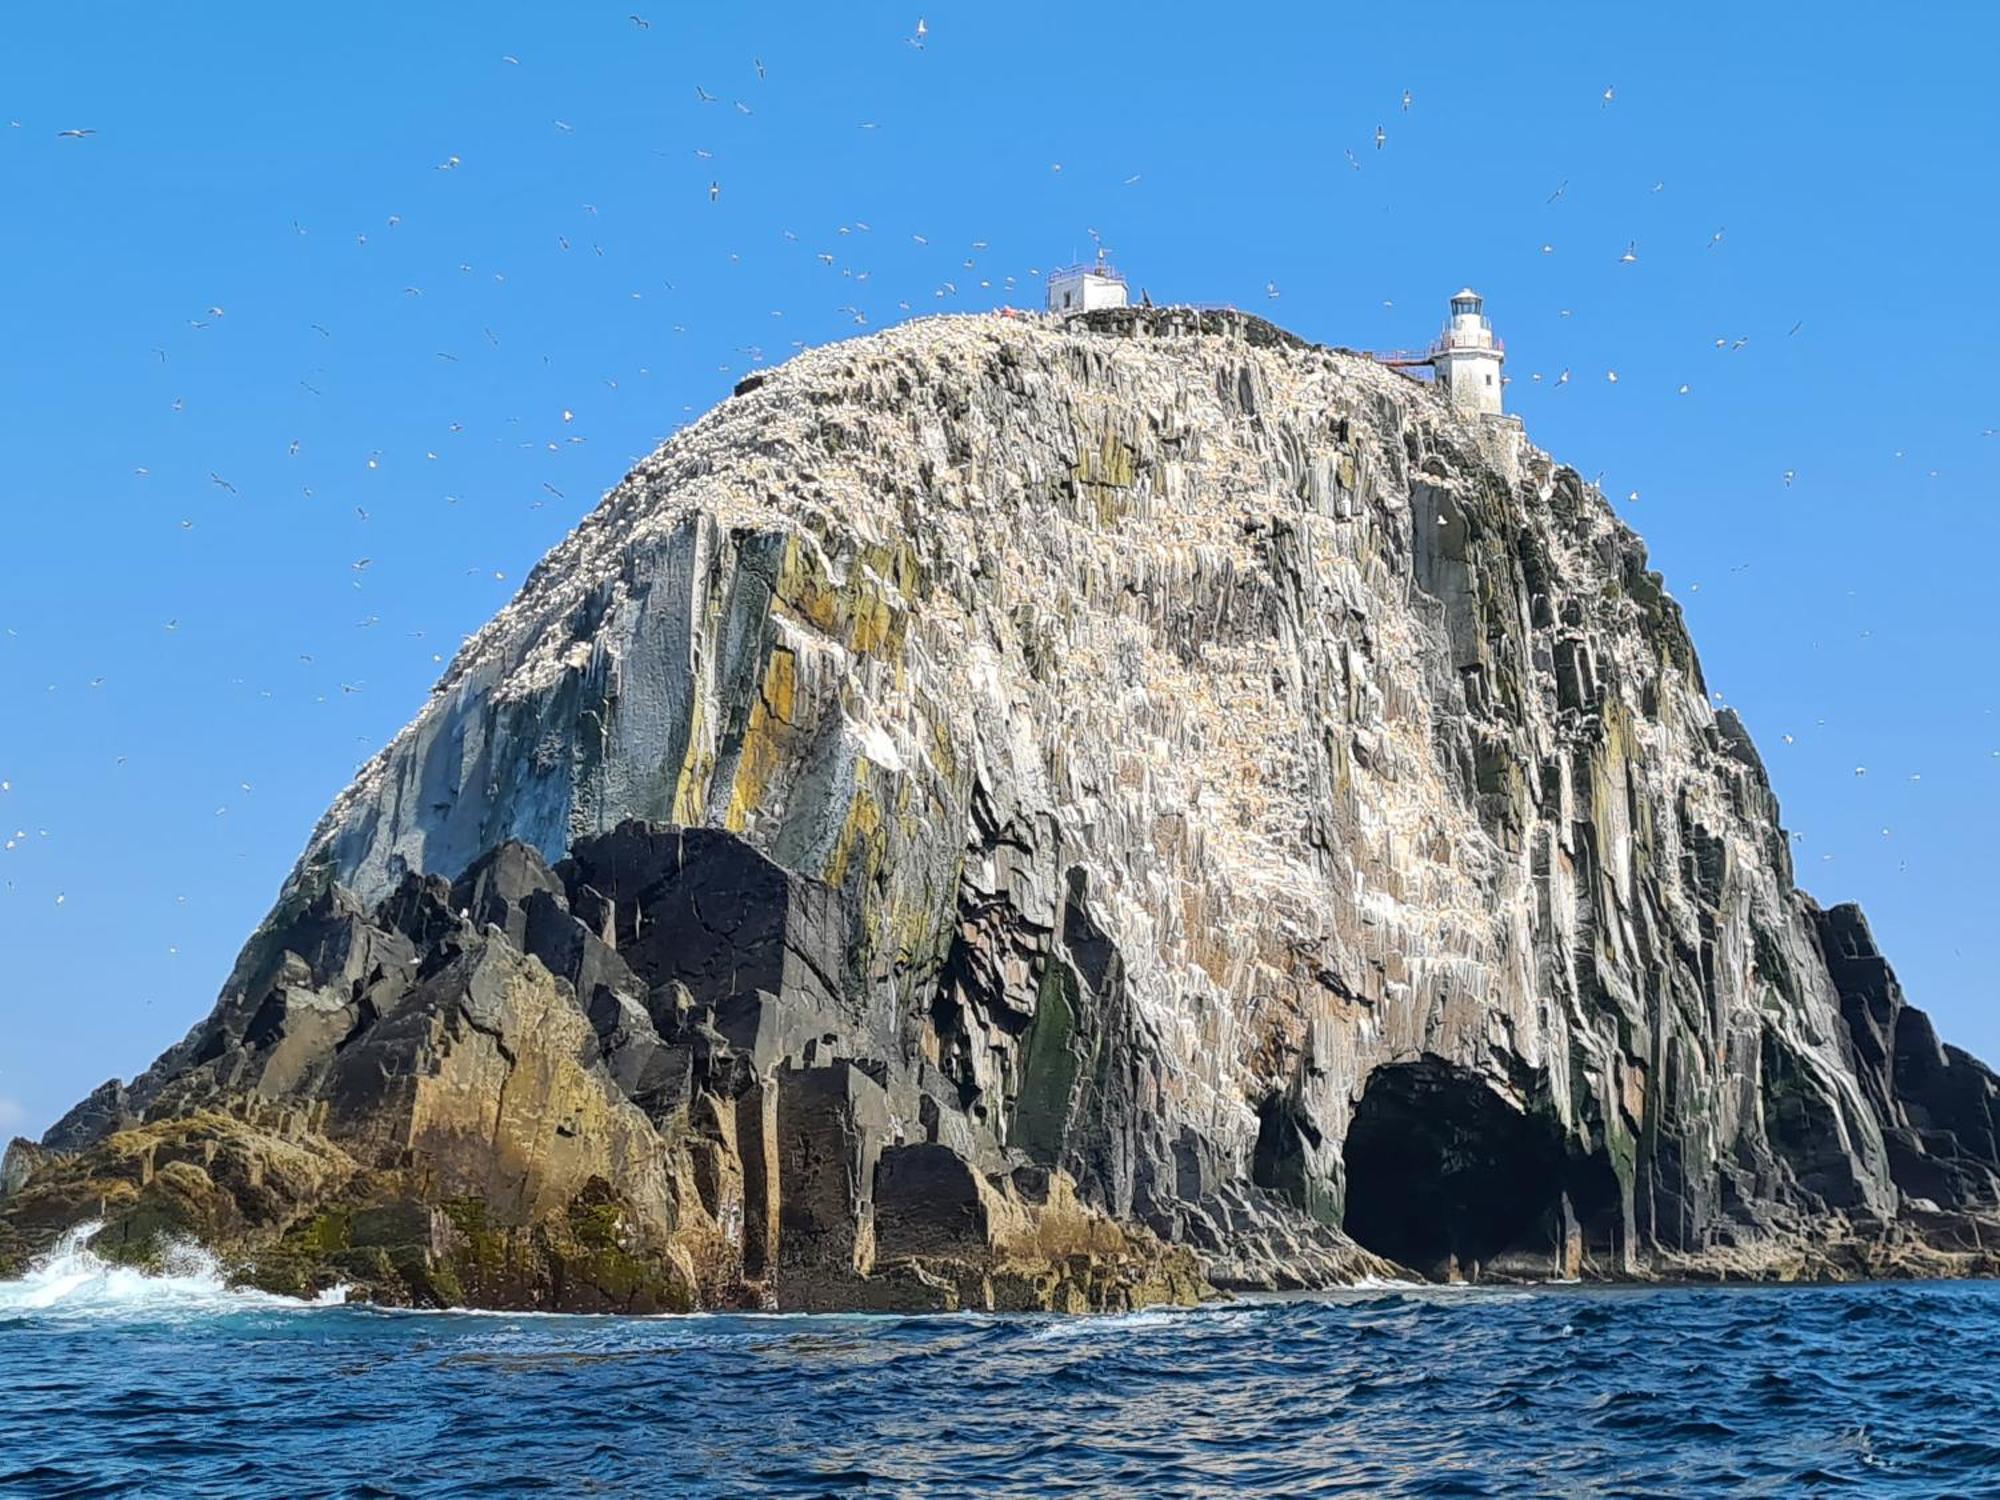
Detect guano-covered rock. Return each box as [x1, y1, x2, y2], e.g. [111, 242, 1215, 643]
[7, 306, 1996, 1303]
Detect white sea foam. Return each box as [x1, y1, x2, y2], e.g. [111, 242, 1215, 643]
[1025, 1307, 1190, 1342]
[1347, 1274, 1429, 1291]
[0, 1221, 346, 1319]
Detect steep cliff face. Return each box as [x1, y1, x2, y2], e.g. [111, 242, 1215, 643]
[7, 307, 1997, 1301]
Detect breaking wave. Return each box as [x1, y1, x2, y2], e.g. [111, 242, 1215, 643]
[0, 1222, 345, 1320]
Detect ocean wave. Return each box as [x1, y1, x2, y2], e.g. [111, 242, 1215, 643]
[1024, 1306, 1192, 1342]
[3, 1277, 1998, 1492]
[0, 1222, 346, 1320]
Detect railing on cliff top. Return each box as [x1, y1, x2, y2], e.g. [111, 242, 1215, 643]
[1045, 260, 1127, 285]
[1430, 328, 1507, 354]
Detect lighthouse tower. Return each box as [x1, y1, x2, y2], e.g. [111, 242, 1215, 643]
[1432, 288, 1505, 416]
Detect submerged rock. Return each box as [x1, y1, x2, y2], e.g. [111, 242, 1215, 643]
[7, 307, 1996, 1302]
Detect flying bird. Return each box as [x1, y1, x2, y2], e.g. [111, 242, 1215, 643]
[696, 85, 716, 103]
[56, 128, 95, 139]
[1374, 124, 1386, 150]
[1619, 241, 1638, 264]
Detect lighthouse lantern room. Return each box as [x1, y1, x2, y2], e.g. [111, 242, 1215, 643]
[1431, 288, 1505, 416]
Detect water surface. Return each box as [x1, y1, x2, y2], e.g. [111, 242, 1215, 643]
[3, 1230, 1996, 1496]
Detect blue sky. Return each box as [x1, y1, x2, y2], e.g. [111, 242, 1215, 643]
[1, 3, 1995, 1136]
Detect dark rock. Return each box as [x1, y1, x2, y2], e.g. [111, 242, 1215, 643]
[1, 1140, 49, 1202]
[873, 1143, 990, 1260]
[1816, 902, 2000, 1211]
[773, 1061, 889, 1308]
[42, 1079, 135, 1154]
[1341, 1057, 1570, 1278]
[559, 822, 851, 1070]
[453, 842, 567, 951]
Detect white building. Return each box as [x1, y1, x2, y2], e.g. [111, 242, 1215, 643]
[1046, 255, 1128, 315]
[1431, 288, 1505, 416]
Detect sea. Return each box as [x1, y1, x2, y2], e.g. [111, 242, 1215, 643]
[3, 1226, 1998, 1497]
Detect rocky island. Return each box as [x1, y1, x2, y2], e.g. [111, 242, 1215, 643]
[5, 306, 1996, 1311]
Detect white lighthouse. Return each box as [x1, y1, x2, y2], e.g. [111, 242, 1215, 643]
[1431, 288, 1505, 416]
[1046, 251, 1128, 315]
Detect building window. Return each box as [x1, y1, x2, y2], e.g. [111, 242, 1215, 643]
[1063, 292, 1073, 308]
[1485, 373, 1493, 386]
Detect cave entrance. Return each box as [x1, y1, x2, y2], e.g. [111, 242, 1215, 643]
[1342, 1057, 1569, 1280]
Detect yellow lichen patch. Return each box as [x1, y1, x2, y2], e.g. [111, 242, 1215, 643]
[921, 706, 960, 786]
[1071, 415, 1140, 527]
[825, 765, 887, 889]
[725, 646, 799, 833]
[1075, 417, 1138, 490]
[670, 694, 714, 826]
[775, 535, 841, 635]
[763, 646, 798, 725]
[772, 535, 913, 660]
